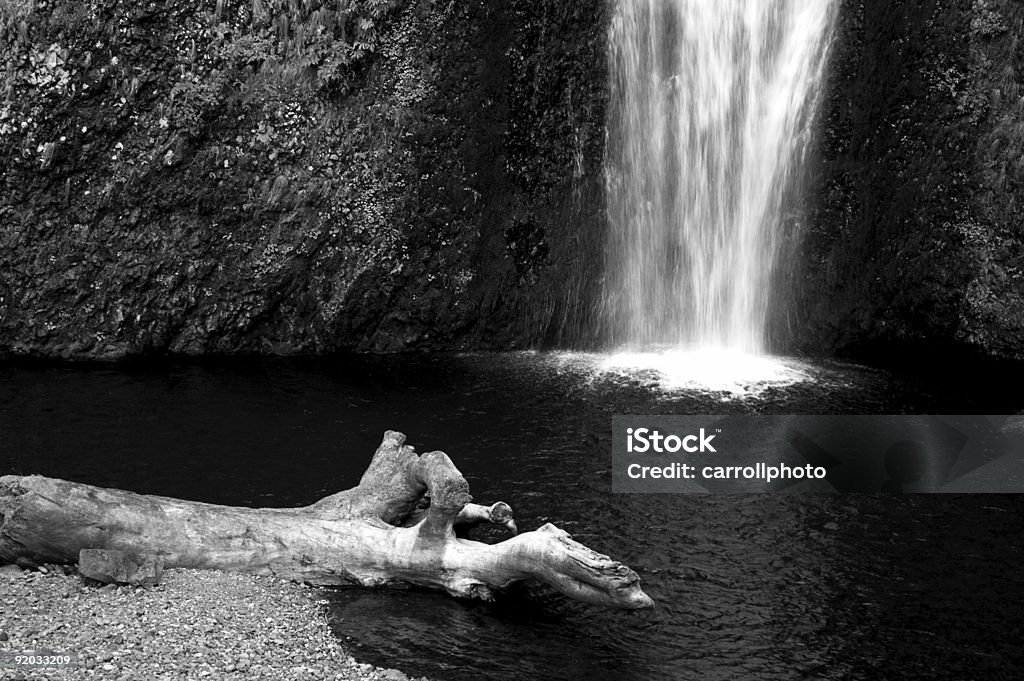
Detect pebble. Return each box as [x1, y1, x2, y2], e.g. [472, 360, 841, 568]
[0, 564, 23, 578]
[0, 566, 422, 680]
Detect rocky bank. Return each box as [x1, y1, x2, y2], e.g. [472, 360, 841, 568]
[0, 563, 424, 681]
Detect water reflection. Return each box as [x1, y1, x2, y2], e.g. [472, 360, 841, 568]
[327, 590, 647, 681]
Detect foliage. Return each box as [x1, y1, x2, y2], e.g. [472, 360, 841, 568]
[505, 0, 606, 194]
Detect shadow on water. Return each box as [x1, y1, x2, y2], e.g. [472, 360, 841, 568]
[1, 352, 1023, 680]
[324, 587, 649, 681]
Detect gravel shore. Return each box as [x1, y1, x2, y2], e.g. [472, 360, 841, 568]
[0, 564, 425, 681]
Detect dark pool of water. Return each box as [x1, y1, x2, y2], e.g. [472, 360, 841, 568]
[1, 353, 1022, 680]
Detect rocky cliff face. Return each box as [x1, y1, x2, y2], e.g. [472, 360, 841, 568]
[2, 0, 1022, 362]
[0, 0, 607, 358]
[799, 0, 1024, 362]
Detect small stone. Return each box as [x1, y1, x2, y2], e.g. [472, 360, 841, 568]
[0, 564, 23, 578]
[113, 633, 124, 644]
[79, 549, 164, 586]
[131, 554, 165, 587]
[100, 651, 114, 662]
[79, 549, 131, 584]
[102, 663, 116, 671]
[0, 631, 8, 641]
[36, 565, 48, 574]
[823, 521, 840, 531]
[381, 669, 409, 681]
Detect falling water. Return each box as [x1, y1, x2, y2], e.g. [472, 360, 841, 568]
[603, 0, 836, 353]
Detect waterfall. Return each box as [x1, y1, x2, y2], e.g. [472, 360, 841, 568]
[603, 0, 836, 354]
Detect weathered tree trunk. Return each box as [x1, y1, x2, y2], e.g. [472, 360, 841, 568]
[0, 431, 653, 609]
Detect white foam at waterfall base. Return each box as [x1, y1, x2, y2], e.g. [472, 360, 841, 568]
[578, 348, 811, 397]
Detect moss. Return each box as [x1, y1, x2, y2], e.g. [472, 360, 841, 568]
[800, 0, 1024, 361]
[0, 0, 609, 357]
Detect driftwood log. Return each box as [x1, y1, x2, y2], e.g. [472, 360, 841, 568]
[0, 431, 653, 609]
